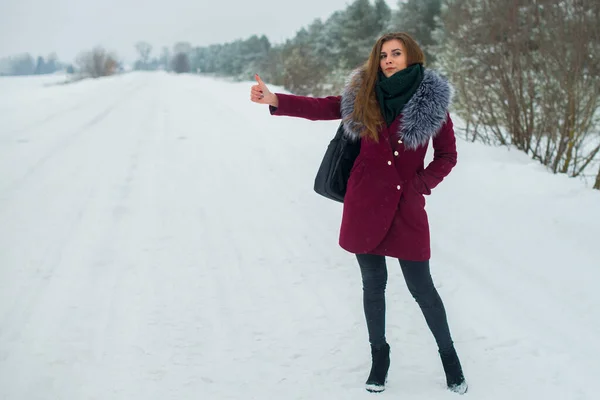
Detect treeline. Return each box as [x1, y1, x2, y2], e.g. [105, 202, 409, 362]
[192, 0, 395, 96]
[183, 0, 600, 188]
[2, 0, 599, 189]
[0, 53, 68, 76]
[127, 0, 396, 93]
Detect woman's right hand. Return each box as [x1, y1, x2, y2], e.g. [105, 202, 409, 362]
[250, 74, 278, 108]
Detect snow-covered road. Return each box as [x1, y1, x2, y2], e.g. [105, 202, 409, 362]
[1, 72, 599, 400]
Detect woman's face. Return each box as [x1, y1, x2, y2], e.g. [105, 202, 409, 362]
[379, 39, 408, 78]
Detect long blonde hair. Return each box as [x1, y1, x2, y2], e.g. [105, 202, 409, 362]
[352, 32, 426, 141]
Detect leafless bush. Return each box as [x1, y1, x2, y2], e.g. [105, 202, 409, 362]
[436, 0, 600, 187]
[75, 46, 118, 78]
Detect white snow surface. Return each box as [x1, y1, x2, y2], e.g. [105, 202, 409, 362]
[1, 71, 599, 400]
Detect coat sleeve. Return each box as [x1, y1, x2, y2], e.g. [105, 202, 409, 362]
[412, 113, 457, 195]
[269, 93, 342, 121]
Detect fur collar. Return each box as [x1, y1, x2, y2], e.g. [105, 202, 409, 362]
[340, 67, 453, 150]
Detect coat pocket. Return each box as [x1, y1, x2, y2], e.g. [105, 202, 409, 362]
[401, 178, 426, 209]
[410, 173, 431, 195]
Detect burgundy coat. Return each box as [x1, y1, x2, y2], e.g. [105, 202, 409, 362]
[270, 68, 457, 261]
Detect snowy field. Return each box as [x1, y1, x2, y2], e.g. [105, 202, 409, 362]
[1, 71, 599, 400]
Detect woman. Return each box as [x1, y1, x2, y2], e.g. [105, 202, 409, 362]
[250, 32, 467, 395]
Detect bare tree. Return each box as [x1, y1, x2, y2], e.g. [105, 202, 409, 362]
[135, 41, 152, 65]
[76, 46, 118, 78]
[435, 0, 600, 188]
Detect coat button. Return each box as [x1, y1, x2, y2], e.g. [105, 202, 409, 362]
[397, 185, 401, 190]
[387, 161, 392, 165]
[398, 139, 403, 144]
[394, 151, 399, 156]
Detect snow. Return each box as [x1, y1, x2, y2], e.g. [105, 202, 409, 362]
[1, 71, 599, 400]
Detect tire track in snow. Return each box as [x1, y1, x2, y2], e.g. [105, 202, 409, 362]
[3, 80, 141, 137]
[0, 79, 160, 399]
[0, 82, 145, 204]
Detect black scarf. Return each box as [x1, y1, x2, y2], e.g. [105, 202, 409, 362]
[375, 63, 424, 126]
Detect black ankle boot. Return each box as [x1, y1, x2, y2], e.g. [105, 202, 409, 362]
[365, 343, 390, 392]
[439, 347, 468, 394]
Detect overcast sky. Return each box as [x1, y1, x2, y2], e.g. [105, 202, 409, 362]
[1, 0, 399, 64]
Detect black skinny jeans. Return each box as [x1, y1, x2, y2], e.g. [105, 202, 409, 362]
[356, 253, 454, 352]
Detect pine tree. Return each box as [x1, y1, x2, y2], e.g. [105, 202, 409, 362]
[46, 53, 59, 74]
[11, 54, 35, 76]
[34, 56, 46, 75]
[338, 0, 380, 69]
[388, 0, 441, 64]
[374, 0, 392, 34]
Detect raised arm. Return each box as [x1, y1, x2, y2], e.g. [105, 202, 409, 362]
[269, 93, 342, 121]
[250, 74, 341, 121]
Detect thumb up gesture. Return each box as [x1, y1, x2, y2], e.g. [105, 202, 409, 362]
[250, 74, 278, 107]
